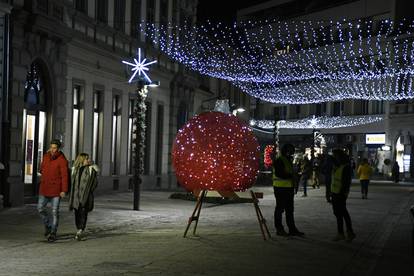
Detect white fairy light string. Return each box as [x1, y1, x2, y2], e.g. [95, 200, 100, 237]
[249, 115, 384, 130]
[141, 19, 414, 103]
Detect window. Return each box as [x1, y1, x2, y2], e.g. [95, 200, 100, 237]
[155, 104, 164, 175]
[114, 0, 126, 32]
[333, 101, 344, 116]
[75, 0, 87, 13]
[172, 0, 177, 24]
[160, 0, 168, 25]
[315, 103, 327, 116]
[177, 102, 188, 130]
[274, 106, 287, 120]
[112, 95, 122, 175]
[295, 105, 301, 115]
[361, 100, 369, 115]
[147, 0, 155, 25]
[96, 0, 108, 23]
[130, 0, 142, 38]
[92, 90, 102, 165]
[72, 85, 82, 162]
[372, 100, 385, 114]
[127, 98, 135, 175]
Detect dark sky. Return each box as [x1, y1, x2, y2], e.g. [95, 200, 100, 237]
[197, 0, 268, 22]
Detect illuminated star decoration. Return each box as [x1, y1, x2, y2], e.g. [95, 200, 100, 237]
[122, 48, 157, 84]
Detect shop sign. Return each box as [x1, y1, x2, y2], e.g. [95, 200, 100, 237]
[366, 133, 385, 145]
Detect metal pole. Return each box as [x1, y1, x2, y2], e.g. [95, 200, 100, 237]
[273, 118, 279, 158]
[133, 81, 147, 210]
[311, 128, 316, 187]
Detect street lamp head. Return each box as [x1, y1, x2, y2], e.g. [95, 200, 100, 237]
[147, 80, 160, 87]
[232, 107, 245, 115]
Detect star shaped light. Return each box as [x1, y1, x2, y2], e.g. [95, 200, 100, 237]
[122, 48, 157, 83]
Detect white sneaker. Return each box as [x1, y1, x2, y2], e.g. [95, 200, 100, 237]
[75, 229, 83, 241]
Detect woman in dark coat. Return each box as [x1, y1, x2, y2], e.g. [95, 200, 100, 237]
[69, 153, 99, 241]
[392, 161, 400, 184]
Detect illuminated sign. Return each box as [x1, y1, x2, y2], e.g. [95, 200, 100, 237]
[366, 134, 385, 145]
[274, 45, 290, 56]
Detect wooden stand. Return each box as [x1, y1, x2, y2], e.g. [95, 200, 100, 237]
[183, 190, 271, 240]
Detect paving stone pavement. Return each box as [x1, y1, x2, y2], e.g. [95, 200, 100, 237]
[0, 182, 413, 276]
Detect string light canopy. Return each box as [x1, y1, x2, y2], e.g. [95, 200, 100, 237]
[141, 19, 414, 103]
[249, 115, 384, 130]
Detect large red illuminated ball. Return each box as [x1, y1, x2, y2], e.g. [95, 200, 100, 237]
[172, 111, 260, 192]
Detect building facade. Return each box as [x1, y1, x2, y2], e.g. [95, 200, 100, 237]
[238, 0, 414, 179]
[0, 0, 251, 207]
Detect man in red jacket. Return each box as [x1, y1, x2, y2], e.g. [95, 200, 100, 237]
[37, 139, 69, 242]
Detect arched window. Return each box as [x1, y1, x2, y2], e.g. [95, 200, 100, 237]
[25, 63, 42, 107]
[23, 61, 49, 196]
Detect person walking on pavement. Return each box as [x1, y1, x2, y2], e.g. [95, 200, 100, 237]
[392, 161, 400, 184]
[37, 139, 69, 242]
[299, 156, 311, 197]
[331, 149, 356, 242]
[69, 153, 99, 241]
[357, 158, 373, 199]
[273, 143, 304, 237]
[321, 153, 335, 203]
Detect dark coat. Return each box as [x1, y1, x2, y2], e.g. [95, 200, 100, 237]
[39, 151, 69, 197]
[69, 165, 99, 212]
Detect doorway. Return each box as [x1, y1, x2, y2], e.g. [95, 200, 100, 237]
[22, 62, 49, 196]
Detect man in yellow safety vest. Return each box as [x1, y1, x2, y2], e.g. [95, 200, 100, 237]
[331, 149, 356, 242]
[273, 143, 304, 236]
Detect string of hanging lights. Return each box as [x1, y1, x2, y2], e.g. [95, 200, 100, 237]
[249, 115, 384, 129]
[141, 19, 414, 103]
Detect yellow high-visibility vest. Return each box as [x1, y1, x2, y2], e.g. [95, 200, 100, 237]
[331, 165, 345, 194]
[273, 156, 293, 188]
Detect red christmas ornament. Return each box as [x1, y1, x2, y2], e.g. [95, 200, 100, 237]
[172, 111, 260, 192]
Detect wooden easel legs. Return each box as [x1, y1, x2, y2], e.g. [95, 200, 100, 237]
[183, 190, 207, 237]
[183, 190, 271, 240]
[250, 190, 272, 240]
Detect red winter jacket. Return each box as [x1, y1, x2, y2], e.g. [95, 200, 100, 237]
[39, 151, 69, 197]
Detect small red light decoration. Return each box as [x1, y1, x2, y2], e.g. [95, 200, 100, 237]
[172, 112, 260, 192]
[264, 145, 275, 168]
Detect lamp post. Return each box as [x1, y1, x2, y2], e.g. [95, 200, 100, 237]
[122, 49, 159, 210]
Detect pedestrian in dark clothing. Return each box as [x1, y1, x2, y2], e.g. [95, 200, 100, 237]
[331, 149, 355, 242]
[392, 161, 400, 184]
[312, 156, 321, 189]
[299, 156, 311, 197]
[272, 144, 304, 237]
[69, 153, 99, 241]
[37, 139, 69, 242]
[321, 153, 335, 203]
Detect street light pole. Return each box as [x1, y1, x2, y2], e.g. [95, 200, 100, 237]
[122, 48, 158, 211]
[133, 80, 147, 210]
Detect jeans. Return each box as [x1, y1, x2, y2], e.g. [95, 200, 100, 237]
[37, 195, 61, 233]
[274, 187, 297, 232]
[300, 174, 309, 195]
